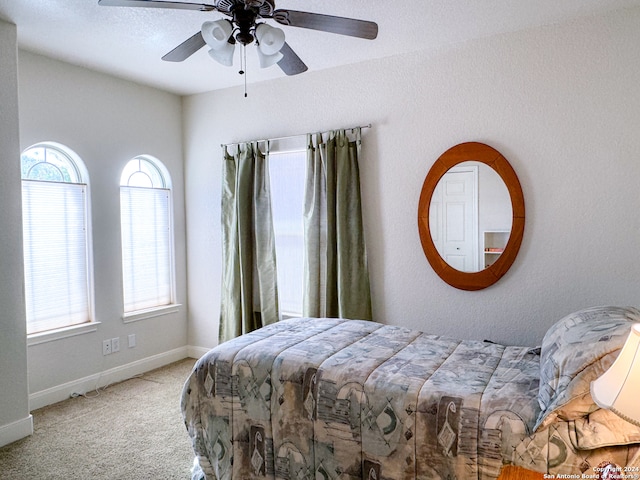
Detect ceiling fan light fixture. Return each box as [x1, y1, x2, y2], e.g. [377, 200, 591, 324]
[101, 0, 377, 81]
[257, 49, 284, 68]
[202, 19, 233, 50]
[207, 43, 235, 66]
[255, 23, 285, 56]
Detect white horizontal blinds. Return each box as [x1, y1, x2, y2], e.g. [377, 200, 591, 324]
[22, 180, 90, 334]
[269, 149, 306, 317]
[120, 186, 172, 312]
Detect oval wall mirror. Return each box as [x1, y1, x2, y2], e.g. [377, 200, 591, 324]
[417, 142, 525, 290]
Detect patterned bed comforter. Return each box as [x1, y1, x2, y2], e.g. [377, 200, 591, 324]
[182, 317, 546, 479]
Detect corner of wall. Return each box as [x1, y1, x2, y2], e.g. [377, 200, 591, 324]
[0, 18, 31, 447]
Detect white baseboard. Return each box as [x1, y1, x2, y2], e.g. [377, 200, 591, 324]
[29, 346, 190, 411]
[0, 415, 33, 448]
[187, 345, 211, 360]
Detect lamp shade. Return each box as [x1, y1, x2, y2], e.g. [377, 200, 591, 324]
[255, 23, 285, 55]
[256, 49, 283, 68]
[202, 20, 233, 50]
[591, 323, 640, 426]
[207, 43, 235, 67]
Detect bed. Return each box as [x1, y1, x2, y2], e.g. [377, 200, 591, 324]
[181, 306, 640, 480]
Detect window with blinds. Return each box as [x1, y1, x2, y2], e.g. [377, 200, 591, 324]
[268, 149, 306, 317]
[120, 156, 175, 314]
[21, 143, 92, 335]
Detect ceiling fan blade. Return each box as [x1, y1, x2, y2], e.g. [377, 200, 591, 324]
[98, 0, 216, 12]
[272, 10, 378, 40]
[277, 42, 308, 76]
[162, 31, 206, 62]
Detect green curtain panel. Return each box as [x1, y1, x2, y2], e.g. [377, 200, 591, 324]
[303, 129, 372, 320]
[219, 143, 279, 342]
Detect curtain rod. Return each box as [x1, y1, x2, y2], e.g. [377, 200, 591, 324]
[220, 123, 372, 148]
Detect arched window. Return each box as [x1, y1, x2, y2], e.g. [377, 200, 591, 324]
[120, 156, 175, 314]
[21, 142, 93, 335]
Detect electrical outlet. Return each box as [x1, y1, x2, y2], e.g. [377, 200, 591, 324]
[128, 334, 136, 348]
[102, 339, 111, 356]
[111, 337, 120, 353]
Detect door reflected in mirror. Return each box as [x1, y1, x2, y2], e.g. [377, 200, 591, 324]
[429, 161, 512, 272]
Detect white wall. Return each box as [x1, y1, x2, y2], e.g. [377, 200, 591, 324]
[0, 19, 32, 448]
[18, 51, 188, 403]
[184, 7, 640, 349]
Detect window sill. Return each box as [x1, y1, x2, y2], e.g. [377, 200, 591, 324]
[27, 321, 101, 347]
[122, 304, 181, 323]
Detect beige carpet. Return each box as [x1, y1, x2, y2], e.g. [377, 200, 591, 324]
[0, 358, 197, 479]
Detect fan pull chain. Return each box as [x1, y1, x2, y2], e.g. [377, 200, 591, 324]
[238, 44, 248, 97]
[243, 45, 247, 97]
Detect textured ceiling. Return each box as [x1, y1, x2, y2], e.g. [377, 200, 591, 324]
[1, 0, 639, 95]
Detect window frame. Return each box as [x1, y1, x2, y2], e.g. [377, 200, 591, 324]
[119, 155, 179, 322]
[268, 141, 307, 319]
[21, 142, 96, 342]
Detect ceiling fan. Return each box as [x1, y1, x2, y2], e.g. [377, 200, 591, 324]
[98, 0, 378, 77]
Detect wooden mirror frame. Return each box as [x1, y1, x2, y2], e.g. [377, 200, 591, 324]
[418, 142, 525, 290]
